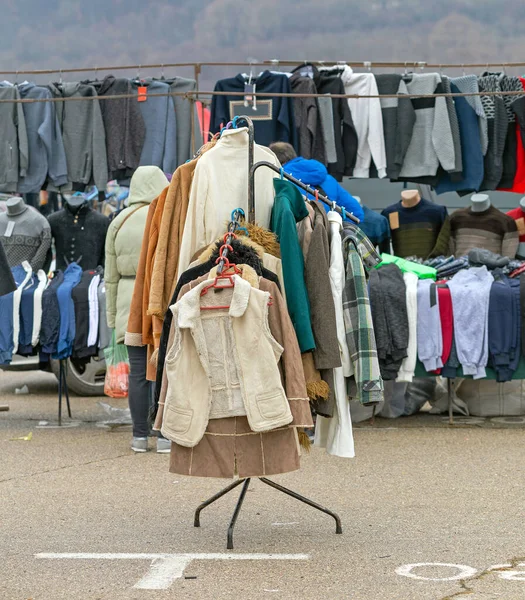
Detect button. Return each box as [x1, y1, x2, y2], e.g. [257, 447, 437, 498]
[72, 238, 75, 242]
[81, 227, 84, 231]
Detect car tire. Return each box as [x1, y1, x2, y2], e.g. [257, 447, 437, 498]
[50, 356, 106, 397]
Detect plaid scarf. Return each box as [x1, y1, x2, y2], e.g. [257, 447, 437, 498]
[342, 235, 383, 406]
[342, 223, 382, 271]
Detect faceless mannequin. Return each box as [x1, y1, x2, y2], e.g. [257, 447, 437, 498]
[401, 190, 421, 208]
[64, 193, 88, 211]
[6, 196, 28, 217]
[470, 193, 491, 213]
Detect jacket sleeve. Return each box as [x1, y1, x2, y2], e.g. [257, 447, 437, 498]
[92, 98, 109, 191]
[395, 80, 416, 172]
[429, 211, 451, 259]
[442, 78, 463, 177]
[30, 223, 51, 273]
[432, 80, 456, 173]
[40, 101, 68, 188]
[104, 221, 119, 329]
[15, 89, 29, 178]
[177, 161, 208, 276]
[162, 97, 178, 174]
[367, 77, 387, 179]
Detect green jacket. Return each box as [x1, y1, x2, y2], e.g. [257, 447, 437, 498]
[105, 166, 169, 343]
[270, 179, 315, 352]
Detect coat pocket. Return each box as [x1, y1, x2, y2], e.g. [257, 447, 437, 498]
[163, 404, 193, 436]
[255, 390, 288, 420]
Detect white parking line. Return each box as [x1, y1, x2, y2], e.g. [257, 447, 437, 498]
[36, 552, 310, 590]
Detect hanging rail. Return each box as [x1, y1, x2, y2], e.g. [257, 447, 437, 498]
[1, 59, 524, 75]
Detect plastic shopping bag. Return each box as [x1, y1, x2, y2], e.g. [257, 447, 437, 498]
[103, 330, 130, 398]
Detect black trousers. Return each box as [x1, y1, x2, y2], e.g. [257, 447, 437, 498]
[127, 345, 153, 438]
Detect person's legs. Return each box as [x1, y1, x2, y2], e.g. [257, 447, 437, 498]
[126, 345, 151, 444]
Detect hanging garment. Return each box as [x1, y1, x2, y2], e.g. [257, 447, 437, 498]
[163, 273, 311, 479]
[87, 273, 100, 348]
[0, 204, 51, 271]
[39, 270, 64, 357]
[48, 202, 109, 270]
[18, 272, 39, 355]
[0, 240, 16, 297]
[55, 262, 83, 360]
[378, 254, 437, 279]
[396, 272, 418, 383]
[317, 95, 338, 164]
[96, 75, 146, 181]
[289, 72, 325, 163]
[506, 77, 525, 194]
[435, 82, 484, 195]
[335, 65, 387, 178]
[98, 280, 111, 351]
[358, 206, 391, 254]
[374, 74, 416, 180]
[168, 77, 203, 166]
[488, 276, 521, 382]
[211, 71, 297, 149]
[0, 263, 31, 363]
[129, 80, 177, 174]
[478, 73, 509, 190]
[71, 270, 100, 359]
[496, 74, 524, 189]
[177, 127, 279, 275]
[436, 282, 454, 369]
[342, 235, 383, 405]
[0, 84, 28, 192]
[369, 263, 409, 380]
[381, 198, 450, 259]
[447, 266, 494, 379]
[449, 205, 519, 258]
[48, 82, 108, 191]
[154, 237, 282, 415]
[283, 157, 364, 222]
[441, 76, 463, 180]
[105, 166, 169, 343]
[417, 279, 443, 372]
[270, 179, 315, 353]
[451, 75, 489, 156]
[17, 83, 68, 194]
[398, 73, 455, 179]
[506, 205, 525, 259]
[315, 210, 355, 458]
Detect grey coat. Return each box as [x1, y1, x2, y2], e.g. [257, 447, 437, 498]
[169, 77, 203, 165]
[0, 84, 28, 192]
[48, 82, 108, 191]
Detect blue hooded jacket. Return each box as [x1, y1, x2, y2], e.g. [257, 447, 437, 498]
[284, 157, 364, 222]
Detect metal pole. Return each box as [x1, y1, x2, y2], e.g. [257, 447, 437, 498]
[227, 478, 251, 550]
[194, 479, 246, 528]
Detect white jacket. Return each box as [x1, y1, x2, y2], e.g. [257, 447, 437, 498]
[339, 65, 387, 179]
[396, 272, 418, 383]
[177, 128, 280, 275]
[315, 211, 355, 458]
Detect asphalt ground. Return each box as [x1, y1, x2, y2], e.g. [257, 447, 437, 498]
[2, 370, 525, 600]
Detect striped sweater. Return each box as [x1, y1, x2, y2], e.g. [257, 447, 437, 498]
[449, 206, 519, 258]
[381, 199, 450, 259]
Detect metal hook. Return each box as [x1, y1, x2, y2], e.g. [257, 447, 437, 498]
[137, 65, 141, 80]
[15, 70, 18, 85]
[270, 59, 280, 72]
[363, 61, 372, 72]
[161, 63, 165, 78]
[461, 64, 465, 76]
[280, 167, 284, 180]
[59, 69, 63, 84]
[403, 62, 408, 76]
[418, 61, 426, 71]
[332, 201, 336, 212]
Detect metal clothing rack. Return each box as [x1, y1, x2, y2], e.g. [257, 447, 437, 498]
[57, 359, 72, 426]
[194, 115, 343, 550]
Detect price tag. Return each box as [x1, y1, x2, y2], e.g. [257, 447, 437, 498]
[389, 212, 400, 230]
[4, 221, 15, 237]
[244, 83, 255, 107]
[137, 86, 147, 102]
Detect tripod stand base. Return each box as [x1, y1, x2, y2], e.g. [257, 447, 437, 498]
[194, 477, 342, 549]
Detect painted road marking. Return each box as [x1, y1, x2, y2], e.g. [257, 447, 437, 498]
[396, 563, 478, 581]
[36, 553, 309, 590]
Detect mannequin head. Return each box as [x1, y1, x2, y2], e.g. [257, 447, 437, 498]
[65, 192, 87, 210]
[6, 196, 27, 217]
[470, 193, 491, 213]
[401, 189, 421, 208]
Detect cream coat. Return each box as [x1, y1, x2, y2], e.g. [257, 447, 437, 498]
[161, 275, 293, 447]
[177, 127, 280, 275]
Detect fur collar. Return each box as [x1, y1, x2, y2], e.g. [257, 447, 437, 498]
[197, 236, 265, 265]
[175, 275, 253, 329]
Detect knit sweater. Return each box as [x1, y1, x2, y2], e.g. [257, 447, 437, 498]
[399, 73, 455, 178]
[451, 75, 489, 156]
[0, 205, 51, 271]
[449, 205, 519, 258]
[498, 74, 524, 189]
[374, 74, 416, 180]
[381, 199, 450, 259]
[478, 74, 509, 190]
[442, 76, 463, 179]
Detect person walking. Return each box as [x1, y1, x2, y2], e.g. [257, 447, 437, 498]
[105, 166, 169, 453]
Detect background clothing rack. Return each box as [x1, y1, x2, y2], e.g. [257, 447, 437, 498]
[193, 115, 343, 550]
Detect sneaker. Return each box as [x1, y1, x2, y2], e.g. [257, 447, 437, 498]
[156, 437, 171, 454]
[131, 437, 149, 453]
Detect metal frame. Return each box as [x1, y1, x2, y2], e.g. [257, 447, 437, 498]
[193, 114, 342, 550]
[57, 359, 72, 426]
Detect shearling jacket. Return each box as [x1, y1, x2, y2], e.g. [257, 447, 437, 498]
[104, 166, 169, 343]
[161, 275, 293, 447]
